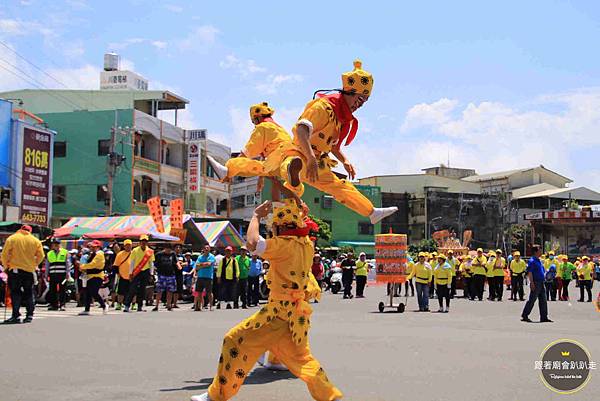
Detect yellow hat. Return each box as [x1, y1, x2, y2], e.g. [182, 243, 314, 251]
[272, 198, 306, 228]
[418, 252, 427, 257]
[548, 250, 555, 256]
[249, 102, 274, 121]
[447, 250, 454, 254]
[495, 249, 503, 254]
[488, 251, 496, 257]
[431, 251, 438, 257]
[123, 239, 133, 245]
[140, 234, 149, 241]
[582, 255, 590, 260]
[464, 254, 472, 259]
[342, 59, 374, 97]
[477, 248, 483, 252]
[513, 251, 521, 256]
[437, 254, 447, 260]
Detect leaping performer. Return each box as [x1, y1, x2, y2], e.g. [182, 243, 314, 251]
[191, 198, 342, 401]
[207, 60, 397, 224]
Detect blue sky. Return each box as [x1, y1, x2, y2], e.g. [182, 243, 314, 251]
[1, 0, 600, 189]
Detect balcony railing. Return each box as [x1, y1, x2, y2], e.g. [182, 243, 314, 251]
[134, 156, 160, 175]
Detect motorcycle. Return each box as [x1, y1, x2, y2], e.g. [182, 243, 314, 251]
[329, 266, 343, 294]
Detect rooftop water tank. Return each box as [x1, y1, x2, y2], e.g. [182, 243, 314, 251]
[104, 53, 120, 71]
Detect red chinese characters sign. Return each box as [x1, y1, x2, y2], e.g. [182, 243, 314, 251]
[187, 143, 199, 192]
[375, 234, 409, 283]
[21, 128, 51, 226]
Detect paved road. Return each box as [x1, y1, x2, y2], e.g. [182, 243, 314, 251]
[1, 285, 599, 401]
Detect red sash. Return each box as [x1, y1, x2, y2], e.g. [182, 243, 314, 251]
[316, 92, 358, 149]
[132, 249, 154, 278]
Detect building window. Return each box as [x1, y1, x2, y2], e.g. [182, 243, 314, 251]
[322, 195, 333, 209]
[98, 139, 111, 156]
[54, 141, 66, 158]
[358, 222, 374, 235]
[314, 197, 320, 204]
[206, 197, 215, 213]
[231, 195, 245, 210]
[97, 185, 108, 202]
[53, 185, 66, 204]
[245, 193, 259, 207]
[133, 180, 141, 202]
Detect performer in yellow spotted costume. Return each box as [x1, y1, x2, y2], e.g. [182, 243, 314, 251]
[207, 60, 397, 224]
[191, 199, 342, 401]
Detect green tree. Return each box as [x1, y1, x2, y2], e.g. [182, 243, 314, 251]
[408, 239, 438, 258]
[309, 214, 332, 242]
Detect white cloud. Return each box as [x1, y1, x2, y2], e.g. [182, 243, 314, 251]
[20, 0, 33, 5]
[120, 58, 136, 71]
[255, 74, 303, 95]
[164, 4, 183, 13]
[354, 90, 600, 189]
[178, 25, 219, 51]
[0, 18, 56, 40]
[44, 64, 100, 89]
[62, 40, 85, 58]
[400, 98, 458, 132]
[220, 54, 266, 77]
[151, 40, 168, 50]
[107, 37, 145, 51]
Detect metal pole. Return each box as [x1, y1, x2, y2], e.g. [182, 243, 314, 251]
[107, 110, 118, 216]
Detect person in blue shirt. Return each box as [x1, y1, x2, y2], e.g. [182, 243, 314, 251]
[193, 245, 216, 311]
[521, 245, 552, 323]
[247, 254, 263, 307]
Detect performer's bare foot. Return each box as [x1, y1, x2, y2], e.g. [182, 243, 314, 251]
[287, 157, 303, 188]
[206, 155, 228, 180]
[369, 207, 398, 224]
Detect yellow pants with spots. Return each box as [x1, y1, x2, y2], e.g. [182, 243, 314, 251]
[207, 315, 342, 401]
[280, 156, 374, 217]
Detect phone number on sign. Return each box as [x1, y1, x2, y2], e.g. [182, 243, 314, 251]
[21, 213, 47, 224]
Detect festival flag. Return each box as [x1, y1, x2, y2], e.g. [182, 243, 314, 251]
[170, 198, 184, 230]
[146, 196, 165, 233]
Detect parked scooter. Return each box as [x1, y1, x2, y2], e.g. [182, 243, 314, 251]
[329, 266, 343, 294]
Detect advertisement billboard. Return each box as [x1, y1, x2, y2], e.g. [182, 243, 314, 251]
[20, 127, 52, 226]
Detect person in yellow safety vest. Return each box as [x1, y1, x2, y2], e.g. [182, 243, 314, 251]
[45, 238, 71, 311]
[446, 250, 458, 298]
[407, 252, 433, 312]
[78, 240, 107, 316]
[433, 254, 453, 313]
[577, 256, 593, 302]
[191, 199, 343, 401]
[207, 102, 305, 195]
[492, 249, 506, 301]
[485, 251, 496, 301]
[459, 255, 473, 299]
[428, 251, 438, 299]
[1, 225, 45, 324]
[403, 256, 415, 297]
[510, 251, 527, 301]
[543, 251, 555, 271]
[471, 248, 488, 301]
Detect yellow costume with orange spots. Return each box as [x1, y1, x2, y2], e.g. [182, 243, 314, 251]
[206, 201, 341, 401]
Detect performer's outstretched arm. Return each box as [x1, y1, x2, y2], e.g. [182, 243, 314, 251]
[296, 124, 319, 182]
[331, 147, 356, 180]
[247, 201, 272, 252]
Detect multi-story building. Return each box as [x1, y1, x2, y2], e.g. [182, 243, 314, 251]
[0, 53, 231, 225]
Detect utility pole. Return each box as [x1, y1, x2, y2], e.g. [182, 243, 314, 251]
[106, 109, 129, 216]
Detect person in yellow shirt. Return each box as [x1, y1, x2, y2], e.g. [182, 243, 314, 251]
[1, 225, 44, 324]
[404, 256, 415, 297]
[510, 251, 527, 301]
[486, 251, 496, 301]
[124, 235, 155, 313]
[491, 249, 506, 301]
[433, 254, 453, 313]
[191, 199, 343, 401]
[355, 252, 369, 298]
[446, 250, 458, 298]
[577, 256, 593, 302]
[407, 252, 433, 312]
[207, 102, 304, 194]
[292, 60, 397, 224]
[216, 246, 240, 310]
[471, 248, 488, 301]
[78, 240, 107, 316]
[112, 239, 132, 310]
[428, 251, 438, 299]
[459, 255, 473, 300]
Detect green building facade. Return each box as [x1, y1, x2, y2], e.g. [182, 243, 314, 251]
[261, 180, 381, 257]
